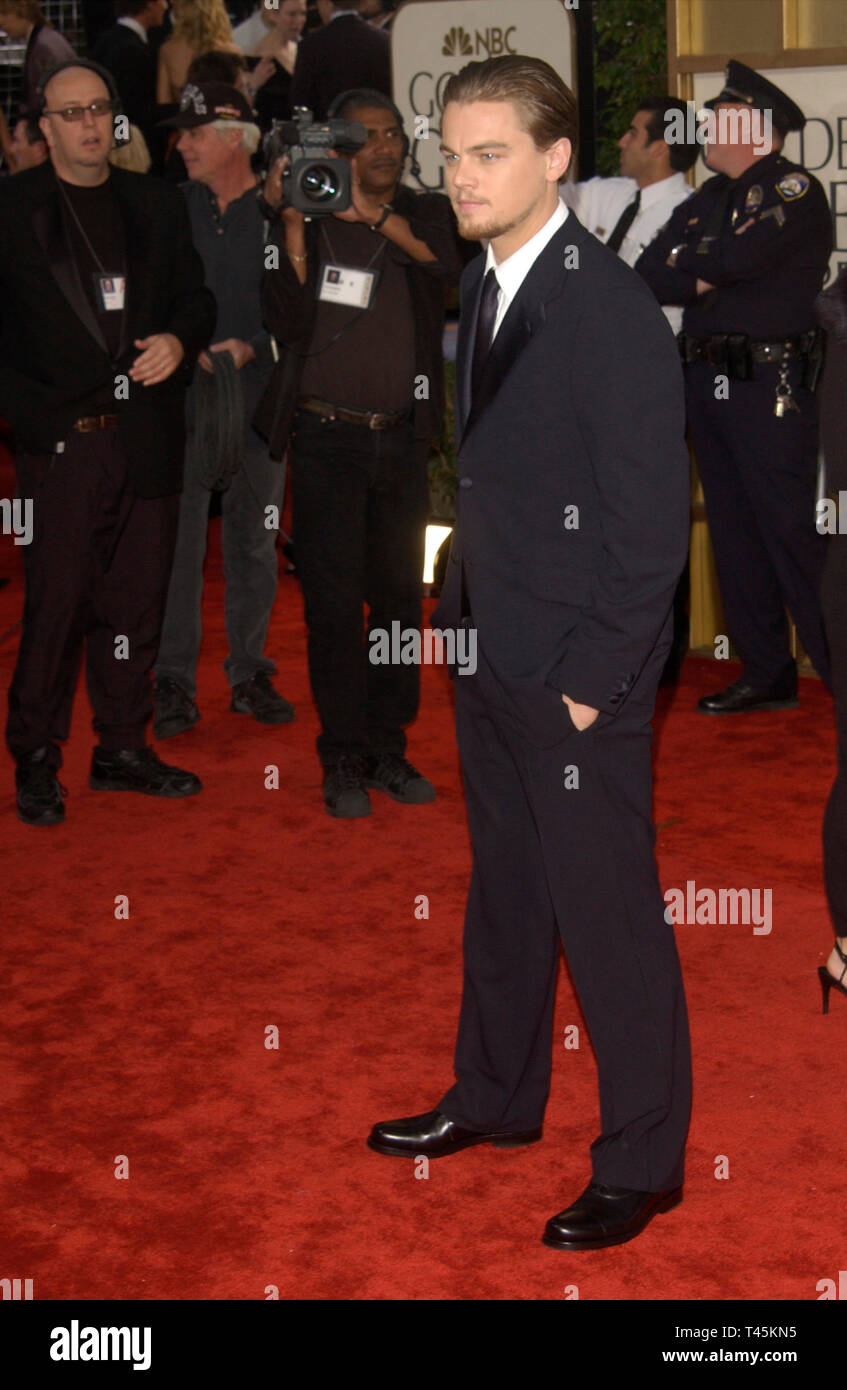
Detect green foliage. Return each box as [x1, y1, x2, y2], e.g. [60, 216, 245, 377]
[592, 0, 669, 176]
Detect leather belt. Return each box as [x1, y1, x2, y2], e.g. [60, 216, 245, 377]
[297, 396, 411, 430]
[72, 413, 119, 432]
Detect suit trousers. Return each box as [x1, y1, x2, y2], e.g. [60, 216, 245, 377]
[6, 429, 179, 762]
[686, 360, 830, 688]
[154, 374, 286, 696]
[437, 627, 692, 1192]
[288, 409, 429, 766]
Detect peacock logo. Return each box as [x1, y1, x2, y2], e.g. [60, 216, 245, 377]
[442, 26, 473, 57]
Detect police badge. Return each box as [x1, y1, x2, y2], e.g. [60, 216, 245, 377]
[776, 172, 810, 201]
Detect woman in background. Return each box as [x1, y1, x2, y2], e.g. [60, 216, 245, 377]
[156, 0, 240, 105]
[0, 0, 74, 109]
[240, 0, 306, 129]
[109, 122, 152, 175]
[815, 270, 847, 1013]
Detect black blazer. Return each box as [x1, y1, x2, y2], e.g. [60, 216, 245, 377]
[432, 213, 690, 742]
[93, 23, 157, 141]
[0, 161, 216, 498]
[253, 187, 461, 457]
[289, 12, 390, 119]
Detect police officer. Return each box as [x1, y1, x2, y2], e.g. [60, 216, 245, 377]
[637, 61, 832, 713]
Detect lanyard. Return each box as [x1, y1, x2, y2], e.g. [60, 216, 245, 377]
[57, 180, 110, 275]
[321, 220, 387, 272]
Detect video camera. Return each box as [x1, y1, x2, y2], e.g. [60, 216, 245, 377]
[263, 107, 368, 215]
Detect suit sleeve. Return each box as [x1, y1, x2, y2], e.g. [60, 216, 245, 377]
[161, 187, 216, 360]
[546, 280, 690, 713]
[288, 36, 316, 114]
[390, 193, 463, 283]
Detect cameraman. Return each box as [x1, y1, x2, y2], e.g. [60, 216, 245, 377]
[256, 89, 461, 817]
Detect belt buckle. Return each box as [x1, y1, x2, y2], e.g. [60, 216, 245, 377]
[369, 412, 384, 431]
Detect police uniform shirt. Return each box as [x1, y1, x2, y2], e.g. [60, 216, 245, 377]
[560, 171, 692, 332]
[635, 149, 832, 341]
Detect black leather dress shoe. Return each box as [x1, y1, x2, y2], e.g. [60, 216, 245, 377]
[368, 1108, 542, 1158]
[697, 678, 798, 715]
[543, 1180, 683, 1251]
[89, 747, 202, 797]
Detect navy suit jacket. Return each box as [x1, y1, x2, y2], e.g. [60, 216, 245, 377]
[432, 211, 689, 744]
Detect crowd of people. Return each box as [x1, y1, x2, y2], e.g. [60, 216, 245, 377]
[0, 2, 844, 1252]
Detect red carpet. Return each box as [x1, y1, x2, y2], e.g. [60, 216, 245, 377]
[0, 447, 841, 1302]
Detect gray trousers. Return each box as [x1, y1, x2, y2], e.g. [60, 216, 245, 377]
[155, 370, 286, 696]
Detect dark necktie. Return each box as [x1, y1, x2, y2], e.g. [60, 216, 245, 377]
[471, 266, 500, 401]
[606, 189, 641, 253]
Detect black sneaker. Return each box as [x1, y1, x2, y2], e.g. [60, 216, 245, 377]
[364, 753, 436, 805]
[323, 754, 371, 819]
[153, 677, 200, 739]
[16, 746, 67, 826]
[90, 746, 202, 798]
[230, 671, 295, 724]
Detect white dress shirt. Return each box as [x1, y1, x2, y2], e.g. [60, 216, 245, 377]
[560, 172, 692, 332]
[484, 199, 568, 340]
[117, 15, 147, 44]
[233, 8, 269, 51]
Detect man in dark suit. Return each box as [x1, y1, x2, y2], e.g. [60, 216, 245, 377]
[368, 56, 693, 1251]
[93, 1, 168, 163]
[0, 58, 216, 825]
[289, 0, 389, 120]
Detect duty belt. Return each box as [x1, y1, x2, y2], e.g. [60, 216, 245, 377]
[678, 329, 824, 389]
[297, 396, 411, 430]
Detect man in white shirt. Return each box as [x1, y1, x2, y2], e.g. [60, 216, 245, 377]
[561, 96, 698, 333]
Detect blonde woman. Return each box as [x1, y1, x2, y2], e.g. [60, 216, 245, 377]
[156, 0, 240, 105]
[109, 122, 152, 174]
[242, 0, 306, 128]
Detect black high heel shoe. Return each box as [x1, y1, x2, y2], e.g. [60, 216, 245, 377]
[818, 941, 847, 1014]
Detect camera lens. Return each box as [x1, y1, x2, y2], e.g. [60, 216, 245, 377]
[300, 163, 340, 203]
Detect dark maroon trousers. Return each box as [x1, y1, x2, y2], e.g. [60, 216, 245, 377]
[6, 428, 179, 763]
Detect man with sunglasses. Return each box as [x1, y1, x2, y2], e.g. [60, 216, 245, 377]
[0, 59, 216, 825]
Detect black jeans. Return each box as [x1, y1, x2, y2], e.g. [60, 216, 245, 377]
[289, 409, 430, 766]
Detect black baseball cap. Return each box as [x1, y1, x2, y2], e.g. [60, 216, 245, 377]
[705, 60, 805, 135]
[158, 82, 255, 129]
